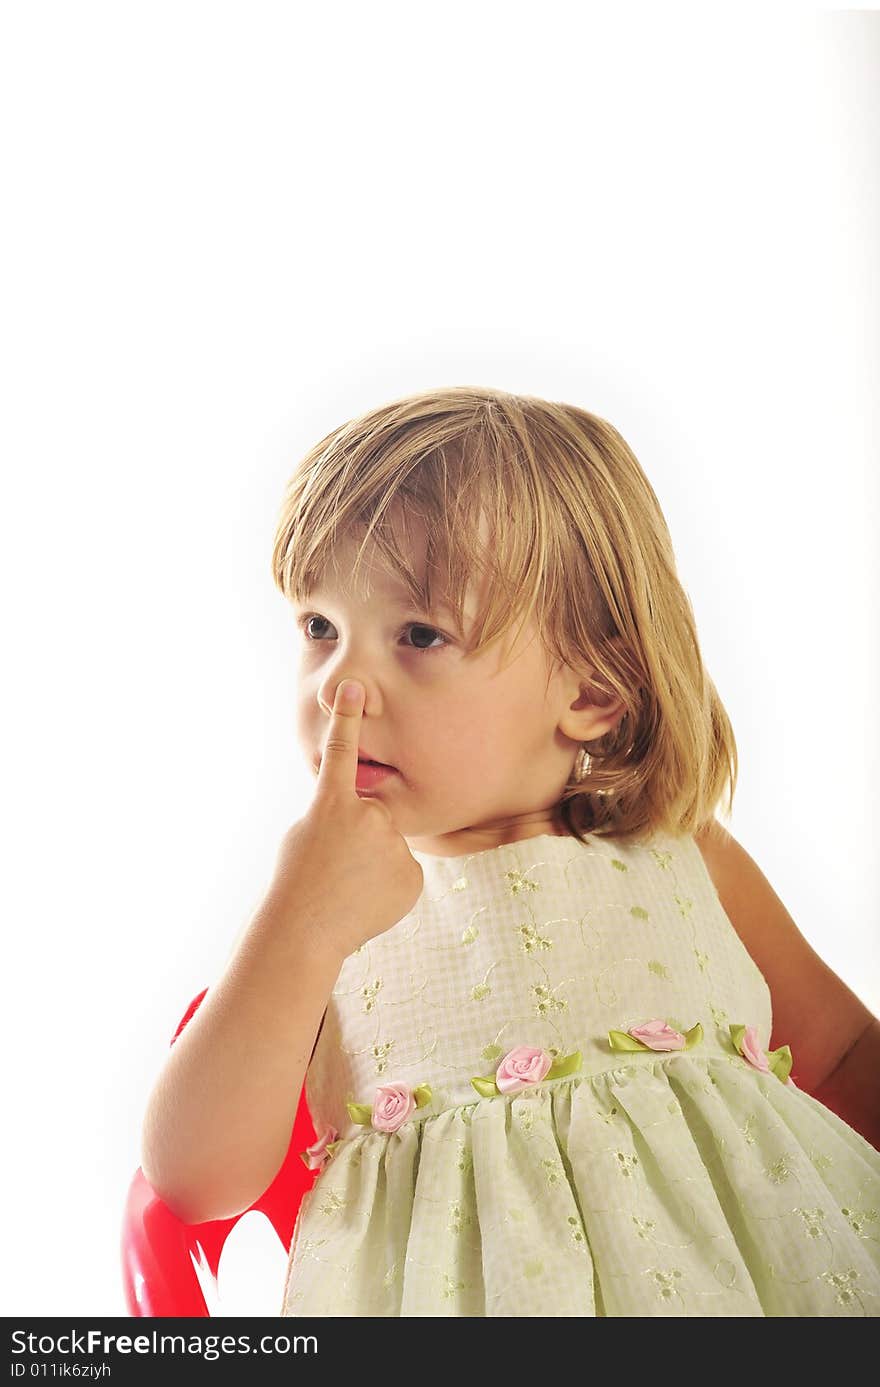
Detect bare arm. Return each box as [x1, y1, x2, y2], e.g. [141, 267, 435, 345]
[140, 891, 345, 1226]
[810, 1016, 880, 1152]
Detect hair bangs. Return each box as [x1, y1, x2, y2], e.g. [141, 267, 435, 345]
[272, 411, 548, 667]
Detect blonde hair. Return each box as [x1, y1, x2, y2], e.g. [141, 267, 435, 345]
[271, 385, 737, 847]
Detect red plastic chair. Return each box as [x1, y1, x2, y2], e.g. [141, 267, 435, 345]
[121, 988, 319, 1316]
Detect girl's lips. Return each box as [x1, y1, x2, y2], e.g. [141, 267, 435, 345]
[355, 761, 398, 788]
[313, 754, 398, 772]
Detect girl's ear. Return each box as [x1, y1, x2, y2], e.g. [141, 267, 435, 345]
[559, 635, 633, 743]
[568, 680, 628, 737]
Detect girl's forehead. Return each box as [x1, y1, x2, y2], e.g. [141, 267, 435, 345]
[319, 523, 450, 600]
[310, 506, 512, 639]
[312, 540, 430, 602]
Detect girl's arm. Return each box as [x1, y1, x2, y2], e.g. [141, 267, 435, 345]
[694, 821, 879, 1148]
[140, 891, 346, 1226]
[809, 1016, 880, 1152]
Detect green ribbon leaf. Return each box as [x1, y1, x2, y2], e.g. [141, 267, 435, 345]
[345, 1101, 374, 1125]
[684, 1022, 703, 1049]
[471, 1075, 499, 1097]
[413, 1084, 433, 1109]
[546, 1050, 582, 1079]
[767, 1044, 793, 1083]
[608, 1029, 651, 1051]
[728, 1023, 747, 1056]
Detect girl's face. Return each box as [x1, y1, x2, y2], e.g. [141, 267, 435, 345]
[294, 511, 622, 857]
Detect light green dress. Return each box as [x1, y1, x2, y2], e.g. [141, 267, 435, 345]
[279, 829, 880, 1316]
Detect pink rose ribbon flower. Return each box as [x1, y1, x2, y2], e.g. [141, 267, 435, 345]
[299, 1123, 340, 1172]
[608, 1018, 703, 1052]
[471, 1044, 582, 1097]
[729, 1024, 794, 1084]
[346, 1080, 434, 1133]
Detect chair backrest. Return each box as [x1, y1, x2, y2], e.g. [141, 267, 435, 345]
[121, 987, 318, 1316]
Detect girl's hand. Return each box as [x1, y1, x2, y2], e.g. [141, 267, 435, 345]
[269, 681, 424, 957]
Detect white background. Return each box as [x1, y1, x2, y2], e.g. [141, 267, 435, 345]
[1, 2, 877, 1318]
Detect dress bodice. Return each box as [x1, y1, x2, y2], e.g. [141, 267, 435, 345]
[304, 828, 773, 1139]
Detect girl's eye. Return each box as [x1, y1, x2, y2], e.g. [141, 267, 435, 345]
[297, 614, 450, 653]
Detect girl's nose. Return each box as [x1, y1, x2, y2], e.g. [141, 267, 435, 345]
[318, 674, 369, 716]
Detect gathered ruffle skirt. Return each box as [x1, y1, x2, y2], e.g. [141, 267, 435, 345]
[280, 1054, 880, 1317]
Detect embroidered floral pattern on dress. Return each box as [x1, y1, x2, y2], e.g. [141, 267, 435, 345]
[607, 1018, 703, 1052]
[471, 1043, 583, 1097]
[729, 1023, 794, 1084]
[346, 1079, 434, 1132]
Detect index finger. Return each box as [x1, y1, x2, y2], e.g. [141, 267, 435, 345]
[316, 680, 364, 791]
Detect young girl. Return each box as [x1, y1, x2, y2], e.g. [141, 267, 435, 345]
[141, 386, 880, 1317]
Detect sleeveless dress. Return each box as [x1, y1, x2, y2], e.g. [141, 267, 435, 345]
[279, 829, 880, 1317]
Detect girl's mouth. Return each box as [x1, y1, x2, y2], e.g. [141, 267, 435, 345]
[355, 761, 398, 788]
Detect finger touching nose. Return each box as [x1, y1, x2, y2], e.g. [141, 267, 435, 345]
[316, 680, 365, 791]
[319, 670, 369, 717]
